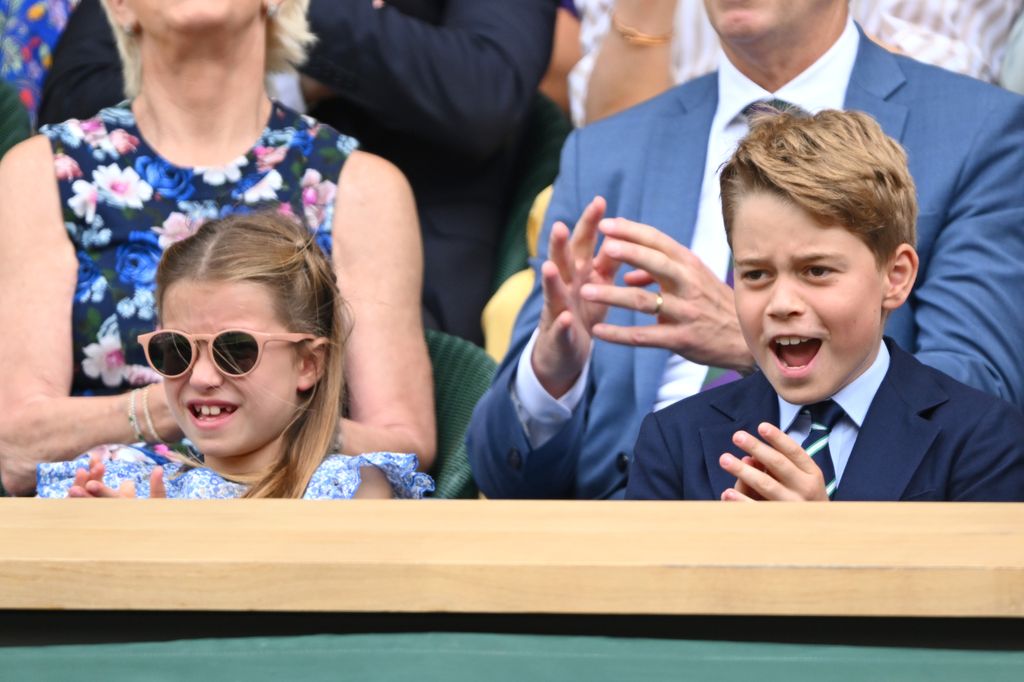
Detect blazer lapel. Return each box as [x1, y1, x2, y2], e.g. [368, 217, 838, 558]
[700, 373, 779, 497]
[834, 343, 948, 500]
[633, 77, 719, 407]
[845, 29, 909, 142]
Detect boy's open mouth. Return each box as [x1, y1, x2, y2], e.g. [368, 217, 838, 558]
[773, 336, 821, 368]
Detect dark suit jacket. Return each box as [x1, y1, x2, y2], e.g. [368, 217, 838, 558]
[467, 30, 1024, 499]
[39, 0, 557, 345]
[304, 0, 556, 345]
[626, 340, 1024, 501]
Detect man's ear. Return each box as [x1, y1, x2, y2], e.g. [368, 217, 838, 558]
[881, 243, 919, 312]
[296, 338, 328, 392]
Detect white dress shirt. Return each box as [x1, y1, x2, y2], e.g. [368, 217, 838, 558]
[513, 18, 860, 449]
[778, 341, 891, 485]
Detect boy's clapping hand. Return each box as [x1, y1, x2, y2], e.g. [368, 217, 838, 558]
[719, 423, 829, 502]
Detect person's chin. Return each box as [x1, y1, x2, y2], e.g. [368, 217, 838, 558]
[715, 9, 769, 39]
[182, 429, 230, 457]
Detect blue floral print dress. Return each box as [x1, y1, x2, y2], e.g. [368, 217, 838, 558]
[40, 101, 357, 396]
[36, 445, 435, 499]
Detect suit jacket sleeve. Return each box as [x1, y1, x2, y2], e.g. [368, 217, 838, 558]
[466, 129, 592, 499]
[947, 399, 1024, 501]
[37, 0, 125, 126]
[909, 93, 1024, 407]
[304, 0, 556, 161]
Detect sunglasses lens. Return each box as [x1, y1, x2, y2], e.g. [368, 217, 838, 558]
[212, 331, 261, 376]
[148, 331, 193, 377]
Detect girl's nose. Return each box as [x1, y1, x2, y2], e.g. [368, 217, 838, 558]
[188, 345, 224, 388]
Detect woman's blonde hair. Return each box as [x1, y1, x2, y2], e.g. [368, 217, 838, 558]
[720, 108, 918, 265]
[100, 0, 316, 98]
[155, 211, 348, 499]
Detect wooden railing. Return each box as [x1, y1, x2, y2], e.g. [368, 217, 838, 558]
[1, 500, 1021, 617]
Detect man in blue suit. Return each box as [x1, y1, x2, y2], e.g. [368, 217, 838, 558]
[627, 109, 1024, 502]
[467, 0, 1024, 499]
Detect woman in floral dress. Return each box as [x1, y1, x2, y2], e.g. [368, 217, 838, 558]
[0, 0, 435, 495]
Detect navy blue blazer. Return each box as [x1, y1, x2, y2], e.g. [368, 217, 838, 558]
[467, 30, 1024, 499]
[626, 340, 1024, 501]
[303, 0, 555, 345]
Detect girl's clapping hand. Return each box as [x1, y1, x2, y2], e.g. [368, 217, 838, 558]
[68, 453, 166, 498]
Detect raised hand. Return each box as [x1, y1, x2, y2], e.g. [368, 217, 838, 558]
[531, 196, 622, 397]
[580, 217, 754, 372]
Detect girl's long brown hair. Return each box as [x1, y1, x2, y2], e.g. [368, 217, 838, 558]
[156, 211, 348, 498]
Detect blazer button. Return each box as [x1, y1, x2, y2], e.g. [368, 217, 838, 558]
[507, 448, 522, 471]
[616, 452, 630, 473]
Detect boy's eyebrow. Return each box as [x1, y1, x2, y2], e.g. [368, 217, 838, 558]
[794, 251, 847, 262]
[734, 251, 848, 267]
[733, 256, 769, 267]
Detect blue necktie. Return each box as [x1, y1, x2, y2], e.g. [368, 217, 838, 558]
[742, 98, 806, 122]
[800, 400, 845, 499]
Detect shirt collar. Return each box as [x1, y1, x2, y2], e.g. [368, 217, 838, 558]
[715, 16, 860, 129]
[778, 339, 891, 432]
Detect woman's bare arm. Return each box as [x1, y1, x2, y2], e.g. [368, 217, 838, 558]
[331, 150, 436, 470]
[585, 0, 678, 123]
[0, 137, 179, 495]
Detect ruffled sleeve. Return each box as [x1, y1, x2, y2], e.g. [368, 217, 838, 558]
[303, 453, 435, 499]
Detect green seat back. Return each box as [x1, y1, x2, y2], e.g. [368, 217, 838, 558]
[0, 80, 32, 162]
[425, 329, 496, 498]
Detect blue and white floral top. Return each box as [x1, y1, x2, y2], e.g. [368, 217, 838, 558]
[36, 444, 435, 499]
[40, 101, 357, 396]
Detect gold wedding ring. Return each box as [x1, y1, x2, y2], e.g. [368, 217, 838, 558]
[653, 293, 664, 316]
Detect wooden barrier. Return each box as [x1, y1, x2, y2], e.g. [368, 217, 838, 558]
[1, 500, 1021, 617]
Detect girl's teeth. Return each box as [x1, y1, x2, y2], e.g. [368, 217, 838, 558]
[199, 406, 223, 416]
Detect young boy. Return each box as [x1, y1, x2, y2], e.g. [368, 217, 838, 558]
[626, 109, 1024, 501]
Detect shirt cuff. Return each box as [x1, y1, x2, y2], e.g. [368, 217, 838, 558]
[511, 330, 592, 449]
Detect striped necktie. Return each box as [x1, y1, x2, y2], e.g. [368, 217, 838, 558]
[742, 98, 807, 122]
[800, 400, 845, 499]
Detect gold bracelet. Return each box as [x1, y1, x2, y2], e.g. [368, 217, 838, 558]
[611, 12, 674, 47]
[127, 388, 145, 443]
[141, 384, 162, 443]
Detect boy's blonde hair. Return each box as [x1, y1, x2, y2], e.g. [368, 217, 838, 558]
[156, 211, 348, 499]
[720, 109, 918, 265]
[100, 0, 315, 99]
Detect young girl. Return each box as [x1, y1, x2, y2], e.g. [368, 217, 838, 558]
[36, 212, 433, 499]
